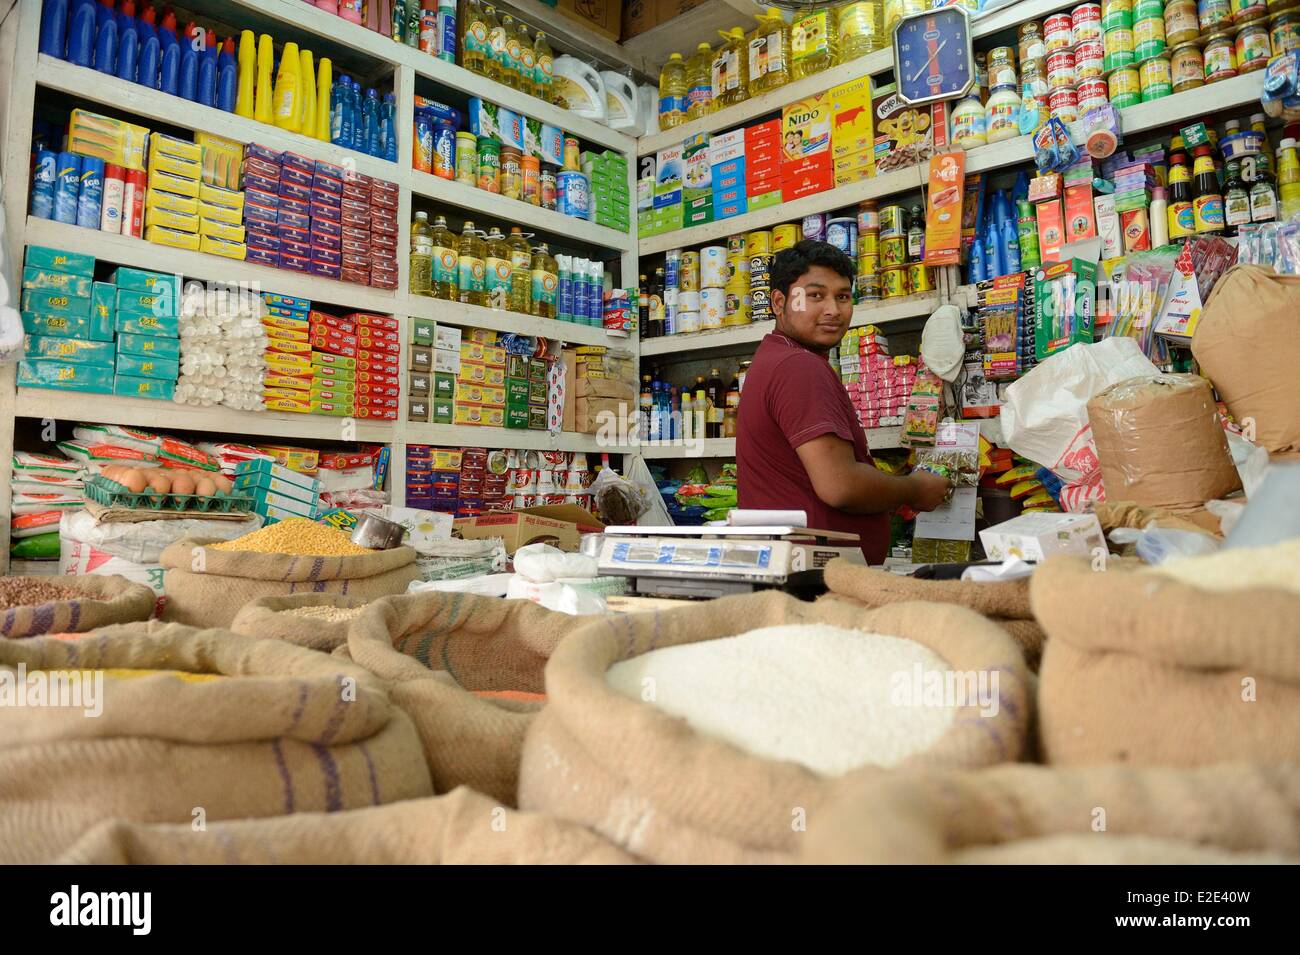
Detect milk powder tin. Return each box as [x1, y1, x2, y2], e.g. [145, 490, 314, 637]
[700, 246, 727, 287]
[907, 262, 934, 292]
[802, 213, 828, 241]
[745, 230, 773, 256]
[680, 251, 701, 291]
[1047, 49, 1077, 89]
[556, 170, 589, 217]
[700, 287, 726, 328]
[772, 224, 800, 249]
[827, 217, 858, 257]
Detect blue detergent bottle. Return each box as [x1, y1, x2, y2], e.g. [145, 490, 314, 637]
[998, 192, 1022, 274]
[115, 0, 138, 83]
[178, 22, 199, 101]
[93, 0, 117, 75]
[39, 0, 68, 59]
[197, 31, 218, 106]
[216, 36, 236, 112]
[66, 0, 97, 67]
[142, 4, 166, 91]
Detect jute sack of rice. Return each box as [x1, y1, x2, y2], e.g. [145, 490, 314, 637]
[822, 559, 1046, 668]
[231, 594, 377, 651]
[58, 787, 636, 864]
[1031, 550, 1300, 767]
[801, 762, 1300, 863]
[0, 621, 432, 863]
[346, 591, 593, 806]
[0, 574, 155, 639]
[518, 590, 1031, 864]
[161, 537, 422, 628]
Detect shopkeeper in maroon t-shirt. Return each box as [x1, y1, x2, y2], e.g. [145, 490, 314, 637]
[737, 240, 951, 563]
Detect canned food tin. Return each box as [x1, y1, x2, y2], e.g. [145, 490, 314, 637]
[1077, 77, 1110, 110]
[857, 200, 880, 234]
[857, 252, 880, 277]
[802, 213, 828, 241]
[1073, 3, 1103, 44]
[1271, 8, 1300, 53]
[1133, 15, 1167, 61]
[540, 164, 559, 210]
[1204, 31, 1238, 79]
[556, 170, 589, 217]
[726, 234, 746, 257]
[1075, 39, 1106, 77]
[745, 230, 773, 256]
[907, 262, 934, 292]
[1045, 13, 1074, 51]
[1049, 86, 1081, 122]
[500, 146, 523, 200]
[413, 114, 434, 173]
[880, 235, 907, 267]
[1236, 22, 1272, 71]
[749, 253, 772, 284]
[433, 123, 456, 180]
[680, 251, 700, 291]
[722, 289, 751, 325]
[700, 288, 725, 328]
[772, 224, 800, 249]
[827, 217, 858, 257]
[1199, 0, 1232, 32]
[726, 253, 750, 284]
[1047, 49, 1077, 88]
[477, 136, 501, 192]
[1170, 41, 1206, 90]
[1138, 54, 1173, 98]
[881, 266, 908, 299]
[1102, 3, 1133, 31]
[988, 46, 1018, 87]
[677, 290, 701, 312]
[1019, 21, 1047, 70]
[1109, 66, 1141, 103]
[1134, 0, 1164, 18]
[858, 229, 880, 257]
[1232, 0, 1269, 23]
[1165, 0, 1200, 45]
[1104, 27, 1135, 70]
[879, 205, 906, 239]
[455, 132, 478, 186]
[563, 136, 581, 171]
[521, 154, 540, 205]
[700, 246, 727, 287]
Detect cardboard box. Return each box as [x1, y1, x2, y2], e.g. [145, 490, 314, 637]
[781, 93, 831, 167]
[979, 512, 1106, 562]
[872, 83, 935, 174]
[575, 396, 632, 434]
[556, 0, 622, 41]
[831, 77, 875, 161]
[453, 505, 604, 554]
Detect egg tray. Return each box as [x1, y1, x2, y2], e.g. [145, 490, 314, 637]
[84, 475, 254, 513]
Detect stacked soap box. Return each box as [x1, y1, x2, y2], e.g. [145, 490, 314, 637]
[408, 321, 462, 425]
[454, 330, 509, 429]
[233, 458, 322, 525]
[649, 145, 683, 236]
[583, 150, 630, 231]
[681, 134, 712, 228]
[364, 174, 400, 289]
[745, 119, 782, 211]
[711, 129, 745, 220]
[505, 353, 551, 431]
[18, 245, 114, 394]
[111, 267, 181, 400]
[405, 445, 462, 513]
[142, 134, 201, 253]
[353, 313, 402, 421]
[406, 315, 435, 424]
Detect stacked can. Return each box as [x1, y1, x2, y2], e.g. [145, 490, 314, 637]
[878, 204, 908, 299]
[677, 250, 701, 332]
[856, 201, 881, 303]
[664, 248, 683, 335]
[772, 224, 800, 250]
[1103, 0, 1142, 107]
[802, 213, 828, 242]
[747, 231, 773, 324]
[699, 245, 727, 330]
[723, 234, 751, 326]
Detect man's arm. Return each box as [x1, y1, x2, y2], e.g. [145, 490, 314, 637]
[795, 434, 951, 514]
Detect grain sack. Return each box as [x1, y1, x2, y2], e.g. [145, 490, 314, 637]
[231, 594, 377, 651]
[346, 591, 588, 806]
[519, 590, 1031, 864]
[1193, 264, 1300, 456]
[1087, 373, 1241, 509]
[58, 787, 635, 864]
[822, 559, 1045, 668]
[161, 536, 422, 628]
[1031, 555, 1300, 766]
[0, 621, 432, 863]
[0, 574, 155, 639]
[802, 762, 1300, 863]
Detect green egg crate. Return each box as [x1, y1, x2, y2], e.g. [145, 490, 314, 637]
[84, 475, 254, 513]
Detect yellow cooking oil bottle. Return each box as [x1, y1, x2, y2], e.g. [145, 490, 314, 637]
[409, 210, 433, 297]
[507, 226, 532, 314]
[747, 9, 790, 96]
[712, 27, 750, 110]
[792, 4, 838, 80]
[483, 5, 505, 85]
[458, 220, 487, 307]
[658, 52, 688, 129]
[484, 227, 513, 311]
[530, 242, 558, 319]
[686, 42, 714, 119]
[838, 0, 884, 61]
[461, 0, 489, 76]
[430, 214, 458, 301]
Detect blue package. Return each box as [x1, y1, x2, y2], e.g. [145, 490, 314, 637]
[278, 180, 313, 203]
[309, 261, 341, 279]
[280, 151, 313, 173]
[263, 293, 311, 310]
[310, 200, 341, 223]
[245, 227, 280, 251]
[243, 171, 280, 195]
[313, 159, 345, 179]
[310, 231, 342, 252]
[278, 208, 310, 231]
[281, 238, 312, 259]
[280, 225, 311, 245]
[311, 216, 343, 238]
[310, 187, 342, 207]
[312, 173, 343, 195]
[244, 143, 282, 164]
[243, 201, 279, 226]
[311, 247, 342, 267]
[279, 251, 310, 272]
[245, 186, 280, 209]
[245, 247, 278, 267]
[279, 164, 313, 188]
[278, 195, 309, 217]
[54, 152, 81, 224]
[31, 150, 56, 219]
[75, 156, 104, 229]
[263, 304, 307, 321]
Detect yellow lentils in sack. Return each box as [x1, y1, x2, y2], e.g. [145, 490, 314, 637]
[212, 518, 371, 557]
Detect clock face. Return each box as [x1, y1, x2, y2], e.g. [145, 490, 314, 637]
[893, 8, 976, 106]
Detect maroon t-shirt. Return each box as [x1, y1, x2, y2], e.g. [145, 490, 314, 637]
[736, 332, 890, 563]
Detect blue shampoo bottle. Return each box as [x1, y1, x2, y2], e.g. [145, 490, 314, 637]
[93, 0, 117, 75]
[155, 7, 177, 94]
[197, 32, 218, 106]
[39, 0, 69, 58]
[216, 36, 236, 112]
[115, 0, 138, 83]
[178, 22, 199, 101]
[66, 0, 97, 67]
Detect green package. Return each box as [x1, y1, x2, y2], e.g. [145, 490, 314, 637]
[26, 335, 116, 365]
[21, 288, 91, 318]
[113, 374, 176, 400]
[18, 359, 114, 393]
[110, 266, 181, 298]
[115, 312, 180, 337]
[23, 266, 93, 297]
[115, 352, 180, 380]
[91, 282, 115, 339]
[116, 333, 181, 360]
[25, 245, 94, 277]
[115, 288, 178, 320]
[22, 311, 95, 339]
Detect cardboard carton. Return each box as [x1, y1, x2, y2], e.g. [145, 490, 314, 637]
[454, 505, 605, 554]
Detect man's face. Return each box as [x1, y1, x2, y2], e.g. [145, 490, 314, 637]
[772, 265, 854, 352]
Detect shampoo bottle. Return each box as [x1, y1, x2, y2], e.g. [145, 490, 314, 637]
[235, 30, 255, 117]
[254, 33, 274, 124]
[216, 36, 237, 112]
[382, 91, 397, 162]
[67, 0, 97, 68]
[178, 23, 200, 101]
[94, 0, 118, 76]
[39, 0, 68, 58]
[999, 194, 1021, 274]
[152, 7, 174, 93]
[315, 57, 332, 141]
[273, 41, 301, 131]
[197, 32, 219, 106]
[115, 0, 138, 83]
[298, 48, 316, 138]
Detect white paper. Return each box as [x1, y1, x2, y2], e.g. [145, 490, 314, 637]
[961, 557, 1036, 582]
[914, 487, 977, 541]
[727, 509, 808, 527]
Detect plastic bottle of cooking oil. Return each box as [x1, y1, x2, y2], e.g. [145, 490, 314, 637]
[712, 28, 750, 110]
[530, 242, 558, 319]
[748, 9, 790, 96]
[482, 5, 504, 85]
[838, 0, 883, 62]
[685, 42, 714, 119]
[533, 32, 554, 103]
[457, 220, 486, 306]
[517, 25, 537, 99]
[484, 226, 512, 311]
[497, 13, 521, 89]
[461, 0, 489, 76]
[792, 4, 838, 80]
[409, 210, 434, 297]
[430, 214, 457, 301]
[507, 226, 532, 313]
[658, 52, 688, 129]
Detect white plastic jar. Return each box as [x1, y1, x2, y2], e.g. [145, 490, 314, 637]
[951, 94, 988, 148]
[986, 86, 1023, 143]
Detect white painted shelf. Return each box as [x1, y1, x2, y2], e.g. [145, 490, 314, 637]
[403, 422, 610, 453]
[638, 426, 906, 458]
[405, 295, 627, 347]
[622, 0, 764, 77]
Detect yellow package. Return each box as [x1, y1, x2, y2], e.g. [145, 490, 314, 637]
[263, 373, 312, 390]
[199, 235, 246, 260]
[457, 360, 486, 384]
[431, 450, 463, 471]
[482, 346, 506, 367]
[145, 189, 199, 216]
[263, 387, 312, 401]
[781, 92, 831, 163]
[830, 77, 875, 161]
[262, 315, 308, 331]
[996, 464, 1039, 486]
[481, 405, 505, 428]
[144, 206, 199, 232]
[267, 339, 312, 356]
[265, 325, 310, 343]
[199, 219, 246, 243]
[148, 168, 200, 198]
[466, 328, 498, 345]
[481, 385, 506, 407]
[456, 382, 485, 403]
[195, 132, 244, 189]
[196, 201, 241, 227]
[1023, 491, 1058, 508]
[265, 353, 312, 373]
[459, 341, 486, 362]
[484, 366, 506, 387]
[453, 402, 484, 426]
[145, 225, 200, 251]
[149, 152, 202, 181]
[68, 109, 149, 170]
[264, 397, 312, 414]
[258, 445, 319, 472]
[149, 133, 201, 164]
[1009, 479, 1044, 500]
[199, 181, 245, 210]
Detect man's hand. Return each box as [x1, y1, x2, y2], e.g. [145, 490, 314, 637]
[908, 471, 952, 512]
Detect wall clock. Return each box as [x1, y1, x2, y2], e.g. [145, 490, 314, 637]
[893, 6, 976, 106]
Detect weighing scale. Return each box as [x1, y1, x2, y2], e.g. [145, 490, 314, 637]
[595, 525, 867, 600]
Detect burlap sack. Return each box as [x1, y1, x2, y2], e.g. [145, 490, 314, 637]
[822, 559, 1045, 668]
[801, 762, 1300, 863]
[0, 621, 432, 863]
[1031, 556, 1300, 766]
[160, 537, 422, 628]
[0, 574, 155, 638]
[519, 590, 1031, 864]
[346, 591, 589, 806]
[57, 786, 635, 864]
[231, 593, 377, 650]
[1193, 264, 1300, 456]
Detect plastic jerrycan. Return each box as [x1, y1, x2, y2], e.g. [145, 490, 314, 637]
[600, 71, 640, 132]
[552, 55, 606, 123]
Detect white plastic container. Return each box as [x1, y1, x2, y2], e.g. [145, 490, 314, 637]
[600, 71, 640, 132]
[553, 56, 607, 124]
[637, 84, 659, 135]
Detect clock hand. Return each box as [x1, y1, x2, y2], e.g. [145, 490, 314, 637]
[910, 38, 949, 84]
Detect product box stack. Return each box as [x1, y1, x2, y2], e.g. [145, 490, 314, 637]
[353, 313, 402, 421]
[745, 119, 783, 212]
[831, 78, 876, 188]
[111, 266, 181, 400]
[9, 451, 84, 567]
[233, 458, 323, 525]
[261, 292, 313, 412]
[315, 449, 385, 511]
[406, 316, 435, 424]
[782, 93, 833, 202]
[680, 134, 713, 228]
[18, 245, 114, 394]
[572, 346, 636, 435]
[454, 331, 509, 429]
[838, 326, 916, 430]
[141, 134, 199, 253]
[584, 150, 630, 232]
[502, 353, 550, 431]
[405, 446, 469, 515]
[367, 175, 401, 289]
[711, 130, 746, 221]
[307, 311, 359, 416]
[636, 154, 655, 240]
[975, 273, 1038, 383]
[408, 322, 461, 424]
[650, 144, 683, 236]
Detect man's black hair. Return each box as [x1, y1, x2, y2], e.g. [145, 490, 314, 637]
[770, 239, 856, 298]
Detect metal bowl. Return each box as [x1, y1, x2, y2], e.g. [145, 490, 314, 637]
[351, 514, 406, 550]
